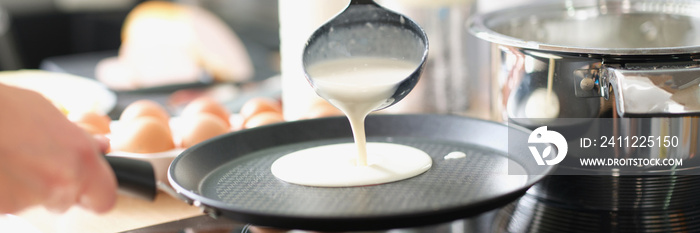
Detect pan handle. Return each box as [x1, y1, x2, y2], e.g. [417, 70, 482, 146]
[575, 65, 700, 117]
[105, 156, 157, 201]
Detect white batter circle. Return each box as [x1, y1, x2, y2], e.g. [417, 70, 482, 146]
[271, 142, 432, 187]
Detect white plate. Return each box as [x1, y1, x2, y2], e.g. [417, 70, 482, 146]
[0, 70, 117, 115]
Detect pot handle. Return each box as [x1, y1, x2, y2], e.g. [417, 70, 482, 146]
[574, 66, 700, 117]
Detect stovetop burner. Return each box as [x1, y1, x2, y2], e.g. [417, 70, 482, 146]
[492, 192, 700, 233]
[491, 175, 700, 233]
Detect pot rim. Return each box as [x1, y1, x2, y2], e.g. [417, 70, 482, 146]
[468, 0, 700, 56]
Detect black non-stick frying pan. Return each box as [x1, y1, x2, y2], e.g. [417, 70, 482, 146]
[149, 114, 550, 231]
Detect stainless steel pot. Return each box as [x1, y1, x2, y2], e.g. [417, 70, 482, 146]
[470, 0, 700, 119]
[469, 2, 700, 231]
[469, 0, 700, 168]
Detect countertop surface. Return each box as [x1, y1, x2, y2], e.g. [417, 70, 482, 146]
[10, 192, 202, 233]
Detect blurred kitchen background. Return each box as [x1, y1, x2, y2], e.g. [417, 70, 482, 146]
[0, 0, 279, 78]
[0, 0, 535, 120]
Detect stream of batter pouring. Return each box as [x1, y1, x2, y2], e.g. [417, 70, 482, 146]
[270, 57, 432, 187]
[309, 57, 417, 166]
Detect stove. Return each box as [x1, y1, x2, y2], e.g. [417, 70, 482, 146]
[491, 175, 700, 233]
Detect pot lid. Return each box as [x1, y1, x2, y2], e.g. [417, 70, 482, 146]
[468, 0, 700, 56]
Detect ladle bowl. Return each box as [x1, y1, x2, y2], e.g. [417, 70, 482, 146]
[302, 0, 429, 111]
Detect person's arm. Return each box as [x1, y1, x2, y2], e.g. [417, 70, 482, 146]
[0, 83, 117, 213]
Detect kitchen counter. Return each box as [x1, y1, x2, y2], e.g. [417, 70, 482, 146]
[11, 192, 202, 233]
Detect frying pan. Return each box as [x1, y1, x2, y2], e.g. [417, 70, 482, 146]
[110, 114, 552, 231]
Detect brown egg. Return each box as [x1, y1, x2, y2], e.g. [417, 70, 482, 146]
[179, 113, 229, 148]
[119, 99, 170, 125]
[111, 116, 175, 153]
[244, 111, 284, 129]
[302, 100, 343, 119]
[239, 97, 281, 119]
[69, 111, 112, 134]
[181, 96, 230, 127]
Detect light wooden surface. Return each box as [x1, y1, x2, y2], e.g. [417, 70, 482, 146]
[10, 192, 202, 233]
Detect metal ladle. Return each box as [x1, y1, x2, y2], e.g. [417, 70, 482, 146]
[302, 0, 429, 110]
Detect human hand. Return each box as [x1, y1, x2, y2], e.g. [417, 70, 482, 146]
[0, 84, 117, 213]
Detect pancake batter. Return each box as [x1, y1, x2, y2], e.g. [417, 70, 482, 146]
[271, 57, 432, 187]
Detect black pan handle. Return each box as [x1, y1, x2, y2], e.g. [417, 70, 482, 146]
[105, 156, 157, 201]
